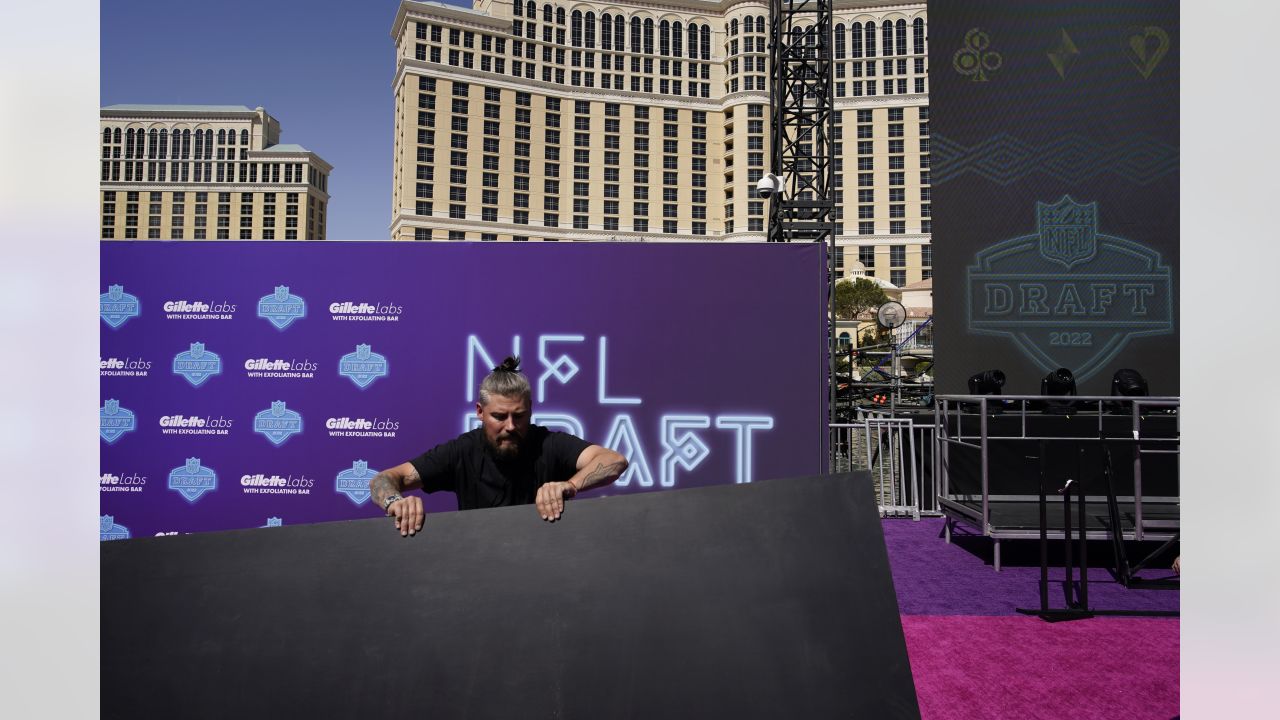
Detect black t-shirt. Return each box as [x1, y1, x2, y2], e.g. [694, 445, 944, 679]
[408, 426, 592, 510]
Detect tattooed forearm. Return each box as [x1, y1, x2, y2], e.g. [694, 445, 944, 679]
[583, 460, 628, 487]
[369, 472, 401, 508]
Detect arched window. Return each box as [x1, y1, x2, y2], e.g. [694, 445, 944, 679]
[729, 18, 737, 36]
[701, 25, 710, 59]
[672, 22, 682, 58]
[543, 4, 552, 23]
[896, 19, 907, 55]
[158, 129, 168, 158]
[181, 129, 191, 159]
[839, 332, 851, 346]
[756, 16, 765, 33]
[125, 128, 135, 158]
[571, 10, 582, 47]
[113, 127, 121, 144]
[148, 128, 158, 158]
[644, 19, 654, 54]
[241, 129, 249, 145]
[835, 24, 846, 58]
[102, 128, 111, 144]
[851, 22, 862, 58]
[912, 18, 925, 54]
[526, 1, 535, 19]
[687, 23, 698, 59]
[513, 0, 522, 17]
[193, 129, 203, 157]
[865, 22, 876, 57]
[556, 7, 565, 25]
[615, 16, 625, 50]
[660, 20, 669, 56]
[585, 12, 595, 48]
[601, 14, 612, 49]
[883, 21, 893, 56]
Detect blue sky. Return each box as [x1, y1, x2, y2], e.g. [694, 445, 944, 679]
[101, 0, 469, 239]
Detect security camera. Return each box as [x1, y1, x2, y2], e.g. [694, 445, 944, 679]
[756, 173, 784, 199]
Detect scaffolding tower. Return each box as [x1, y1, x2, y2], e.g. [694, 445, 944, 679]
[768, 0, 838, 448]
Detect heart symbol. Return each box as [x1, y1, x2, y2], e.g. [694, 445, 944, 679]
[1126, 26, 1169, 79]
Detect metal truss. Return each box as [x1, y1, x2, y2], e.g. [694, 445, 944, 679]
[768, 0, 836, 246]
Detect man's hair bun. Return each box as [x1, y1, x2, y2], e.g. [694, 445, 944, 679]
[493, 356, 521, 373]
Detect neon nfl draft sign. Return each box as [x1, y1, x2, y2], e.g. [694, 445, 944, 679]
[966, 197, 1174, 382]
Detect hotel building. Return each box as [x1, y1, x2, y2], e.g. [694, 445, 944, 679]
[390, 0, 930, 287]
[99, 105, 332, 240]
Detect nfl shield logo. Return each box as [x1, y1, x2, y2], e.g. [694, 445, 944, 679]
[338, 344, 389, 389]
[336, 460, 377, 505]
[253, 400, 303, 446]
[100, 514, 131, 541]
[99, 399, 137, 443]
[168, 457, 218, 503]
[257, 285, 307, 330]
[173, 342, 222, 387]
[1037, 196, 1098, 269]
[100, 284, 141, 328]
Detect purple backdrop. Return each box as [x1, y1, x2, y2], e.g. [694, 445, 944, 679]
[100, 241, 828, 539]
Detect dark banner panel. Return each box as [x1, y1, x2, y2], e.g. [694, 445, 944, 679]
[101, 473, 919, 720]
[930, 1, 1179, 394]
[100, 241, 827, 539]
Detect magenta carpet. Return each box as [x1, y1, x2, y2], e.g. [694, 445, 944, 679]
[885, 519, 1179, 719]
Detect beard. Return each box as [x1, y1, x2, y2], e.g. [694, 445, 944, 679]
[488, 432, 523, 459]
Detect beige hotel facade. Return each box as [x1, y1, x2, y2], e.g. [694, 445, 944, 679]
[99, 105, 332, 240]
[391, 0, 931, 287]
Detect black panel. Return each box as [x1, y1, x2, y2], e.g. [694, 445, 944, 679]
[102, 473, 919, 720]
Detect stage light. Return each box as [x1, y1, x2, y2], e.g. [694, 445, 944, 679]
[1106, 368, 1149, 414]
[964, 369, 1005, 413]
[1111, 368, 1149, 397]
[968, 369, 1006, 395]
[1040, 367, 1077, 415]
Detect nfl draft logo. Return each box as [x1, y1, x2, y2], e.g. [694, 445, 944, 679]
[99, 399, 137, 443]
[173, 342, 222, 387]
[258, 285, 307, 330]
[168, 457, 218, 503]
[336, 460, 377, 505]
[100, 284, 140, 328]
[253, 401, 303, 446]
[967, 196, 1174, 382]
[338, 344, 389, 389]
[100, 515, 130, 541]
[261, 517, 283, 528]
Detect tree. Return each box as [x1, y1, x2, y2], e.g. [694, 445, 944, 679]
[834, 277, 889, 321]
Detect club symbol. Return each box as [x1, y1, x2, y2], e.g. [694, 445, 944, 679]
[953, 28, 1003, 81]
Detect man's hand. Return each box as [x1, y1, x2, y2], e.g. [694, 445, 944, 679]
[535, 481, 577, 522]
[387, 495, 424, 537]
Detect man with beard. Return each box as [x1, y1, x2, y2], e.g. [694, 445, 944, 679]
[369, 356, 628, 537]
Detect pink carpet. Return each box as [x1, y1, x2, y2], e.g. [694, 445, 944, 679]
[901, 615, 1179, 720]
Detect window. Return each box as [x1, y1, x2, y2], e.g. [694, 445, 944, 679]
[890, 221, 906, 235]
